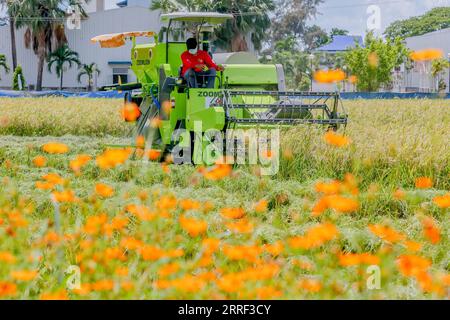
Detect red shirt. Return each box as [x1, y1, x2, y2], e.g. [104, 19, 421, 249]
[181, 50, 218, 76]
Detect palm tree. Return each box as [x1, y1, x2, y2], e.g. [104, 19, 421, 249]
[2, 0, 20, 71]
[77, 62, 100, 91]
[14, 0, 88, 91]
[47, 44, 80, 90]
[0, 54, 10, 79]
[431, 58, 450, 92]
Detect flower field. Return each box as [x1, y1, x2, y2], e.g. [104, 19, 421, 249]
[0, 97, 449, 299]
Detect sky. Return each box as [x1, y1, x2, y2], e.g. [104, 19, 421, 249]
[2, 0, 449, 36]
[310, 0, 450, 36]
[101, 0, 450, 35]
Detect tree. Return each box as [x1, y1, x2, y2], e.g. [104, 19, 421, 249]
[261, 36, 318, 90]
[47, 43, 80, 90]
[151, 0, 274, 52]
[344, 32, 409, 92]
[270, 0, 323, 48]
[303, 25, 328, 51]
[0, 54, 10, 79]
[12, 65, 26, 90]
[330, 28, 348, 38]
[2, 0, 20, 71]
[77, 62, 100, 91]
[431, 58, 450, 92]
[384, 7, 450, 41]
[14, 0, 88, 91]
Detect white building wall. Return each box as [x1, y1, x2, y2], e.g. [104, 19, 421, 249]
[0, 5, 160, 89]
[403, 28, 450, 92]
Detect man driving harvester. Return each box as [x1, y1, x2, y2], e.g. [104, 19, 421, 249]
[181, 38, 224, 88]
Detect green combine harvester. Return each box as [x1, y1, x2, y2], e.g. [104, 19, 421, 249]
[91, 12, 347, 164]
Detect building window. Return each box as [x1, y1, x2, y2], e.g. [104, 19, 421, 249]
[112, 67, 128, 84]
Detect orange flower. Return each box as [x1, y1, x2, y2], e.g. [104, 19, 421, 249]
[115, 267, 129, 277]
[125, 204, 156, 221]
[338, 253, 380, 266]
[313, 69, 346, 83]
[96, 148, 132, 170]
[52, 189, 77, 203]
[393, 189, 405, 200]
[216, 273, 244, 293]
[42, 173, 65, 185]
[135, 135, 145, 148]
[415, 177, 433, 189]
[288, 223, 339, 249]
[323, 131, 351, 147]
[171, 275, 205, 293]
[404, 240, 422, 252]
[255, 286, 283, 299]
[95, 183, 114, 198]
[91, 279, 114, 291]
[40, 290, 69, 300]
[397, 254, 431, 277]
[253, 199, 268, 213]
[36, 181, 55, 190]
[368, 224, 406, 243]
[432, 193, 450, 208]
[220, 207, 245, 219]
[315, 180, 341, 195]
[421, 216, 440, 244]
[32, 155, 47, 167]
[145, 149, 162, 161]
[70, 154, 91, 173]
[264, 241, 284, 257]
[222, 244, 263, 263]
[200, 163, 232, 180]
[179, 215, 207, 237]
[312, 195, 358, 216]
[327, 195, 359, 213]
[158, 262, 180, 277]
[42, 142, 69, 154]
[0, 251, 16, 264]
[179, 199, 201, 211]
[11, 270, 38, 281]
[202, 238, 220, 255]
[120, 102, 141, 122]
[0, 282, 17, 297]
[298, 278, 322, 293]
[410, 49, 443, 61]
[226, 219, 254, 233]
[139, 245, 165, 261]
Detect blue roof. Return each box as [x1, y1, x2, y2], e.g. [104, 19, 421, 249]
[316, 35, 363, 52]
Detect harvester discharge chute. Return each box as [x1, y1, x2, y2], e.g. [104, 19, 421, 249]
[91, 12, 348, 163]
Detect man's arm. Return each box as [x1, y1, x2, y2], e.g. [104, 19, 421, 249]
[202, 51, 219, 70]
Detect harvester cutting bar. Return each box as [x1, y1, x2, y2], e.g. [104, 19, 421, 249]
[222, 90, 347, 128]
[227, 91, 338, 97]
[231, 103, 329, 110]
[230, 118, 347, 124]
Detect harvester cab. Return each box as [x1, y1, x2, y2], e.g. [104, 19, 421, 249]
[91, 12, 348, 164]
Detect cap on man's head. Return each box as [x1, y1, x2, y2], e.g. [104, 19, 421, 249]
[186, 38, 197, 50]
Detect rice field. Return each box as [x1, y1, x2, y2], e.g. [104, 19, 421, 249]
[0, 97, 448, 299]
